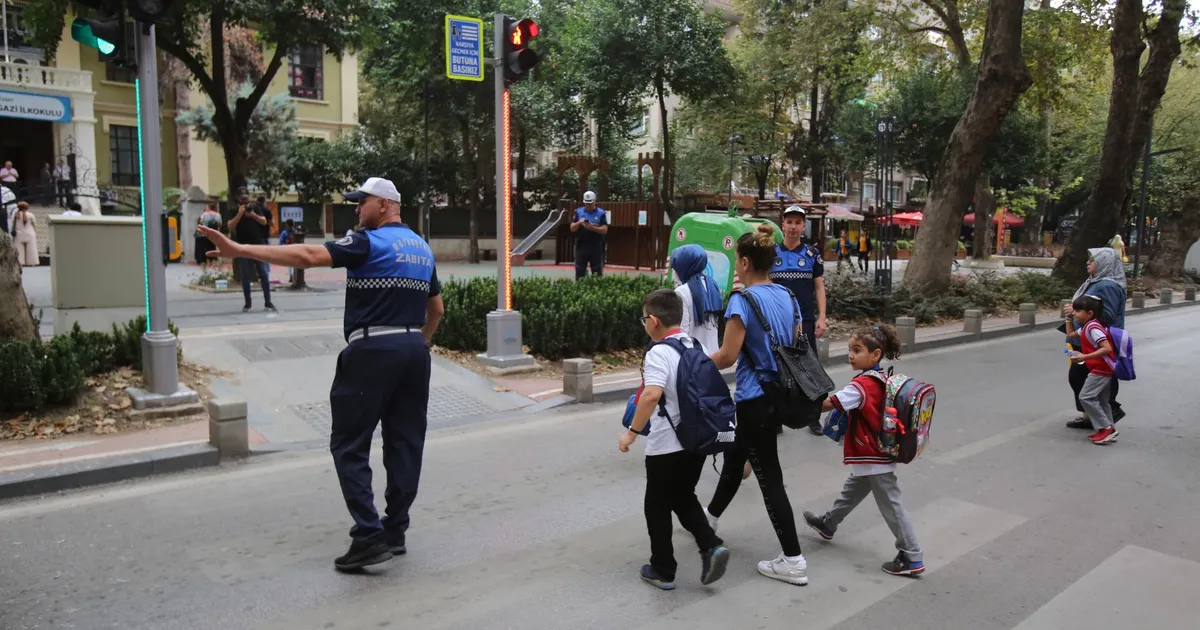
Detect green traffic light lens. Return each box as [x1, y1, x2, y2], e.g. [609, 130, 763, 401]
[71, 18, 117, 55]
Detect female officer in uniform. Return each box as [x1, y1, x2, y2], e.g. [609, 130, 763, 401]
[199, 177, 445, 572]
[767, 205, 828, 435]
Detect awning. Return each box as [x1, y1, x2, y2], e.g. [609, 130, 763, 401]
[964, 210, 1025, 227]
[824, 204, 864, 222]
[890, 212, 924, 227]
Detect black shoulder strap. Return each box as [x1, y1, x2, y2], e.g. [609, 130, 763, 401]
[735, 289, 778, 349]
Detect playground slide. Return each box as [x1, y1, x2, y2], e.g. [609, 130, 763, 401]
[510, 208, 566, 266]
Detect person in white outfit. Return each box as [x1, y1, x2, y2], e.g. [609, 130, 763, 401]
[12, 201, 39, 266]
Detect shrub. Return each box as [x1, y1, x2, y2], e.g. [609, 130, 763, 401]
[41, 335, 84, 406]
[433, 275, 667, 360]
[0, 340, 46, 413]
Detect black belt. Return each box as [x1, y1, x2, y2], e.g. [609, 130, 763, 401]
[347, 325, 420, 343]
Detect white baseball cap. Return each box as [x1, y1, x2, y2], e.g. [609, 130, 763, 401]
[344, 177, 401, 203]
[782, 204, 807, 217]
[583, 191, 597, 203]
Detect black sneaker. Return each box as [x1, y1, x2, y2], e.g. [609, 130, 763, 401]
[264, 302, 277, 312]
[639, 564, 676, 590]
[803, 510, 835, 540]
[700, 545, 730, 585]
[1065, 417, 1092, 429]
[384, 532, 406, 556]
[242, 304, 252, 313]
[881, 551, 925, 577]
[808, 422, 823, 436]
[334, 541, 393, 572]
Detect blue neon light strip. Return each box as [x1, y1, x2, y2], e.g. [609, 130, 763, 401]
[135, 78, 150, 330]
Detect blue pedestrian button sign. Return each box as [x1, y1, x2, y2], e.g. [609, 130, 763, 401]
[445, 15, 484, 82]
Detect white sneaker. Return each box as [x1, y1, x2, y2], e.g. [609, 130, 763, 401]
[704, 508, 718, 533]
[757, 553, 808, 586]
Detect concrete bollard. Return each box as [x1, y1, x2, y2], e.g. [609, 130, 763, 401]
[817, 336, 830, 365]
[207, 399, 249, 459]
[1185, 287, 1196, 301]
[1132, 292, 1146, 309]
[896, 316, 917, 351]
[1018, 303, 1037, 327]
[1160, 288, 1174, 305]
[963, 309, 983, 339]
[562, 358, 595, 403]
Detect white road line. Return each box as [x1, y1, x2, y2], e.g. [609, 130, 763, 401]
[931, 410, 1069, 465]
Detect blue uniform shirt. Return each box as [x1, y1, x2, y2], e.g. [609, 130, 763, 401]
[574, 206, 608, 247]
[324, 223, 441, 340]
[726, 284, 801, 403]
[768, 242, 824, 320]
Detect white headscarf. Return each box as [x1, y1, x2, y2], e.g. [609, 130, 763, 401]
[1072, 247, 1126, 301]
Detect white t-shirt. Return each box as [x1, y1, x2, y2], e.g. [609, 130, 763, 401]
[674, 282, 719, 355]
[641, 332, 695, 456]
[0, 167, 17, 183]
[832, 382, 897, 477]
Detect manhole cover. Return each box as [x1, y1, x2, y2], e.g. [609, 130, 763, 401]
[289, 385, 498, 432]
[229, 334, 346, 362]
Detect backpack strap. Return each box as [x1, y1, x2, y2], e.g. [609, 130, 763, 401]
[648, 336, 696, 425]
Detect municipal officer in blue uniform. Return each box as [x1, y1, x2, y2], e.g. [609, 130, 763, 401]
[768, 205, 827, 435]
[571, 190, 608, 279]
[199, 177, 445, 572]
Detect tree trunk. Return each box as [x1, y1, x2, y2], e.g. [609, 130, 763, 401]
[1027, 0, 1052, 245]
[174, 80, 193, 190]
[808, 78, 823, 203]
[462, 121, 479, 265]
[0, 233, 37, 341]
[1051, 0, 1185, 286]
[656, 75, 676, 220]
[904, 0, 1032, 294]
[972, 175, 995, 259]
[1144, 194, 1200, 279]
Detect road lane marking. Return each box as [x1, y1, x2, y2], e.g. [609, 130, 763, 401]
[932, 410, 1070, 465]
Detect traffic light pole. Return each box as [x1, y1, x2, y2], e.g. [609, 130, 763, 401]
[135, 23, 181, 396]
[478, 13, 534, 373]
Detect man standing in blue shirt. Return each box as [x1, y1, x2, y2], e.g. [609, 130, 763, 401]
[571, 190, 608, 279]
[199, 177, 445, 572]
[768, 205, 828, 435]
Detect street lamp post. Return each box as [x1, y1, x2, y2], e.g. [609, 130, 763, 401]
[1132, 119, 1185, 278]
[727, 135, 742, 206]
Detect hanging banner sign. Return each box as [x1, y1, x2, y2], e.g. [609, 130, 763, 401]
[0, 89, 71, 122]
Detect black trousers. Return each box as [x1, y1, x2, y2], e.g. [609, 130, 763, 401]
[857, 253, 869, 272]
[707, 396, 803, 557]
[646, 451, 723, 581]
[574, 243, 604, 279]
[239, 257, 271, 306]
[1069, 361, 1121, 415]
[330, 333, 431, 544]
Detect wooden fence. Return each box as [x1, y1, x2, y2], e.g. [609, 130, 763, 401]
[555, 199, 671, 270]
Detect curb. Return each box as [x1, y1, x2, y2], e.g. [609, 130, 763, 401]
[0, 443, 220, 501]
[547, 297, 1199, 411]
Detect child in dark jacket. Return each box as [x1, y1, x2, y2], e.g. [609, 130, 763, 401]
[802, 325, 925, 577]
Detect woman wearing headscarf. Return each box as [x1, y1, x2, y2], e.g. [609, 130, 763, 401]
[670, 244, 723, 355]
[1062, 247, 1126, 428]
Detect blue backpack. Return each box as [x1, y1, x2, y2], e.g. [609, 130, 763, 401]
[653, 337, 738, 456]
[1103, 326, 1136, 381]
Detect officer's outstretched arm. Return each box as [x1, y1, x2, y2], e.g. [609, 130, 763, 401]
[197, 226, 332, 268]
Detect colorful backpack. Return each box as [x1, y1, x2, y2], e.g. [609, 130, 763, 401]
[861, 369, 937, 464]
[1103, 326, 1136, 381]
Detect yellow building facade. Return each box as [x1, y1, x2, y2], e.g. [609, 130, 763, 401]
[0, 4, 357, 214]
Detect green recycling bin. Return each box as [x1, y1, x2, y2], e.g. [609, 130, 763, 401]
[665, 212, 782, 296]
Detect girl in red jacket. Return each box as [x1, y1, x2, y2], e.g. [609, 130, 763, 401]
[802, 325, 925, 577]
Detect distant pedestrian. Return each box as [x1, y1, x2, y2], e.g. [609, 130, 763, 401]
[704, 224, 809, 586]
[571, 190, 607, 279]
[857, 231, 871, 274]
[618, 289, 731, 591]
[54, 158, 71, 207]
[195, 204, 222, 267]
[279, 219, 296, 282]
[1062, 248, 1125, 429]
[12, 201, 38, 267]
[199, 177, 444, 572]
[670, 245, 721, 355]
[61, 202, 83, 216]
[227, 192, 275, 312]
[0, 161, 18, 186]
[1066, 294, 1119, 445]
[803, 324, 925, 577]
[834, 230, 852, 271]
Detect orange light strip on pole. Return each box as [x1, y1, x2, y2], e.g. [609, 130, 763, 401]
[502, 88, 513, 310]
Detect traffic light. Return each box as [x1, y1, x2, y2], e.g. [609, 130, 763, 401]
[71, 1, 132, 68]
[127, 0, 176, 25]
[501, 17, 540, 85]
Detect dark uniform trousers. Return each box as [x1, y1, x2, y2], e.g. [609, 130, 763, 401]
[575, 243, 604, 279]
[329, 332, 431, 544]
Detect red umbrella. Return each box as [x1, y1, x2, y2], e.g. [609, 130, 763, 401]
[964, 211, 1025, 227]
[890, 211, 924, 227]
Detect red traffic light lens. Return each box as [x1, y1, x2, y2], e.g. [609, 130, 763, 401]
[524, 20, 539, 39]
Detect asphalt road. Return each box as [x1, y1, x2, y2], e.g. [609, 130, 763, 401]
[2, 308, 1198, 630]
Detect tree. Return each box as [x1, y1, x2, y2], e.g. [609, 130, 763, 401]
[903, 0, 1032, 293]
[1051, 0, 1187, 286]
[1142, 55, 1200, 279]
[24, 0, 376, 206]
[0, 234, 37, 342]
[561, 0, 734, 216]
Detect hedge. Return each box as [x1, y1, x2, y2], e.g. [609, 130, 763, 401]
[0, 316, 180, 414]
[434, 275, 667, 360]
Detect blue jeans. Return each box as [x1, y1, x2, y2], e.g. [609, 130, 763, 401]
[239, 257, 271, 306]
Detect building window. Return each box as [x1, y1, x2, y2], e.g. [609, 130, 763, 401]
[887, 182, 902, 203]
[288, 45, 324, 100]
[109, 125, 140, 186]
[630, 109, 649, 137]
[863, 182, 876, 201]
[102, 23, 137, 83]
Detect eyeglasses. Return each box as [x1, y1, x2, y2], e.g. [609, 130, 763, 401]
[639, 315, 651, 325]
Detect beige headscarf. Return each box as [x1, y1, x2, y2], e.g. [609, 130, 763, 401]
[1072, 247, 1126, 301]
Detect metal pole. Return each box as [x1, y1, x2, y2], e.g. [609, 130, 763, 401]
[422, 80, 431, 241]
[728, 137, 735, 206]
[1133, 118, 1152, 278]
[136, 23, 178, 395]
[493, 13, 507, 311]
[3, 0, 10, 63]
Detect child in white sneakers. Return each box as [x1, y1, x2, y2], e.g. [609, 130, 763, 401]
[619, 289, 731, 590]
[803, 325, 925, 577]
